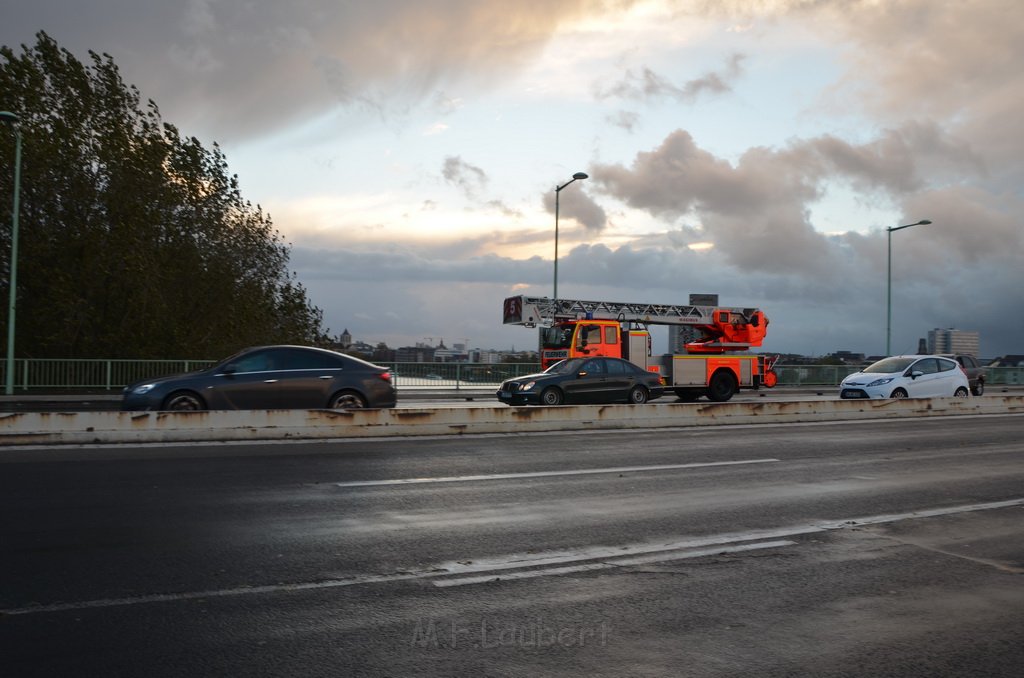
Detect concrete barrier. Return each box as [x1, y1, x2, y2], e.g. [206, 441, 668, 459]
[0, 396, 1022, 446]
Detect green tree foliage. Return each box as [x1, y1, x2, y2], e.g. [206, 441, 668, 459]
[0, 32, 327, 358]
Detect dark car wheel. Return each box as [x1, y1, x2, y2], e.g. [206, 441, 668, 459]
[540, 387, 564, 406]
[954, 387, 969, 398]
[890, 388, 908, 399]
[329, 390, 367, 409]
[706, 370, 737, 402]
[972, 380, 984, 396]
[628, 386, 649, 404]
[162, 391, 205, 411]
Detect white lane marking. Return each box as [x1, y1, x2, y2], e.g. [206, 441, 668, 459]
[334, 458, 780, 488]
[432, 540, 797, 588]
[4, 497, 1022, 616]
[0, 571, 434, 616]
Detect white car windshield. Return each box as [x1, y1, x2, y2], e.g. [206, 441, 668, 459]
[863, 357, 916, 374]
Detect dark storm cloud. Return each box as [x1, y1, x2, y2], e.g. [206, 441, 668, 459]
[1, 0, 612, 141]
[591, 122, 989, 276]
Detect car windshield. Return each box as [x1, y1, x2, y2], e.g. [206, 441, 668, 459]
[863, 357, 916, 374]
[544, 358, 584, 375]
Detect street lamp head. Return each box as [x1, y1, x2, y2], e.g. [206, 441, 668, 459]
[917, 219, 932, 225]
[0, 111, 19, 125]
[572, 172, 588, 180]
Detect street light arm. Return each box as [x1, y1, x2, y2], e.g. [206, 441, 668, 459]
[887, 219, 932, 233]
[556, 171, 589, 193]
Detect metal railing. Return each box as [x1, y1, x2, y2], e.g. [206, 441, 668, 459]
[0, 359, 1020, 392]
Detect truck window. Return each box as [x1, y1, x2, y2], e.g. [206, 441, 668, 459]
[541, 326, 574, 349]
[604, 326, 617, 344]
[578, 325, 602, 347]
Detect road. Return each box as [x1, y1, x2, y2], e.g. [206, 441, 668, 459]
[2, 415, 1023, 677]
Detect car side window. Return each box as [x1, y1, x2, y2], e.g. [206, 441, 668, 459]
[937, 359, 956, 372]
[232, 350, 277, 373]
[605, 360, 625, 375]
[913, 359, 938, 375]
[582, 359, 605, 374]
[281, 348, 343, 370]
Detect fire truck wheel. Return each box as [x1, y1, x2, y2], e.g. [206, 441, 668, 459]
[329, 390, 367, 409]
[540, 387, 564, 406]
[707, 370, 737, 402]
[628, 386, 649, 404]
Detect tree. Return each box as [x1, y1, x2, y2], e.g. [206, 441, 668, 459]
[0, 32, 327, 358]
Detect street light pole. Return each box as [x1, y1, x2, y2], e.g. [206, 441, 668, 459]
[553, 171, 588, 305]
[886, 218, 931, 356]
[0, 112, 22, 395]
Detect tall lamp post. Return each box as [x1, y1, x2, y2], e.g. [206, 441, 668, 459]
[886, 218, 931, 356]
[553, 171, 588, 304]
[0, 111, 22, 396]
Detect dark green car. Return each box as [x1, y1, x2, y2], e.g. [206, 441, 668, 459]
[496, 357, 665, 406]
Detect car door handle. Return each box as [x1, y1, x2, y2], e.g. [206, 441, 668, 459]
[318, 375, 332, 380]
[263, 379, 278, 384]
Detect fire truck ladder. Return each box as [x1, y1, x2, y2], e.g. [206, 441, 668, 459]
[503, 295, 759, 327]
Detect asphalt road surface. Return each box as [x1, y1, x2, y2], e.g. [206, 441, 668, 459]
[2, 415, 1023, 677]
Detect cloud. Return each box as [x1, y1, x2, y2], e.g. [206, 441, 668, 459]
[1, 0, 615, 141]
[591, 119, 993, 276]
[594, 53, 746, 103]
[606, 110, 640, 132]
[541, 184, 608, 232]
[442, 156, 488, 199]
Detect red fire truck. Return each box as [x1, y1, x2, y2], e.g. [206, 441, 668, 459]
[502, 294, 778, 402]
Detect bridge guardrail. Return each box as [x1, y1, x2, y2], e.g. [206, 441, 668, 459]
[0, 359, 1020, 391]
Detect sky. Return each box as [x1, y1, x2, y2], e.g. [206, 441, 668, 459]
[2, 0, 1023, 358]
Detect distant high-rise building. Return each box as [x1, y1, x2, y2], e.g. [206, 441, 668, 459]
[927, 328, 979, 356]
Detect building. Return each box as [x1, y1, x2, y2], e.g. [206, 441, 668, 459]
[927, 328, 980, 356]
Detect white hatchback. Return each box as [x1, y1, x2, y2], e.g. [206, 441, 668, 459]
[840, 355, 970, 400]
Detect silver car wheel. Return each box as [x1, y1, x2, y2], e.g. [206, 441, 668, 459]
[330, 391, 367, 409]
[163, 391, 205, 411]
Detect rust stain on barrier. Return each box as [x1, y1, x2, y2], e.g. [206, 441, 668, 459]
[393, 410, 435, 420]
[312, 409, 356, 419]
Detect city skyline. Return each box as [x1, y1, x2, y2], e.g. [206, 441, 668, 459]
[3, 1, 1023, 357]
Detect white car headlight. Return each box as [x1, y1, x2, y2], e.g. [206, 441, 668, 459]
[522, 381, 536, 391]
[132, 383, 157, 395]
[867, 377, 895, 387]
